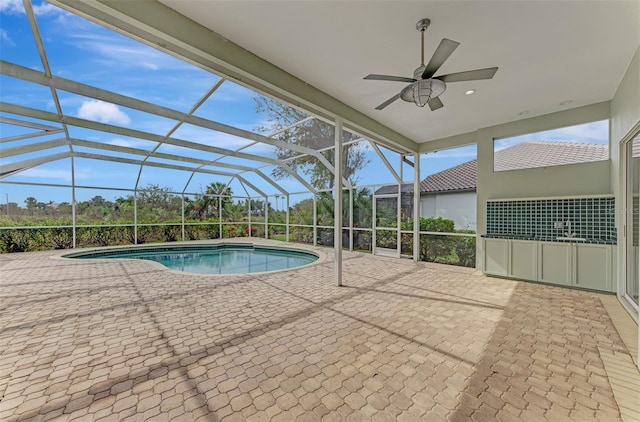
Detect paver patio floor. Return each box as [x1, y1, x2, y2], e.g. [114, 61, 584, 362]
[0, 241, 637, 421]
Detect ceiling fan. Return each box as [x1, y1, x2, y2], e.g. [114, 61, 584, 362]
[364, 18, 498, 111]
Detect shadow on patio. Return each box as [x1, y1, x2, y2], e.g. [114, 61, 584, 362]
[0, 247, 636, 421]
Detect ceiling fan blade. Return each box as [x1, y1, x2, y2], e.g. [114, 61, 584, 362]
[428, 97, 444, 111]
[364, 74, 416, 83]
[375, 93, 401, 110]
[435, 67, 498, 83]
[422, 38, 460, 79]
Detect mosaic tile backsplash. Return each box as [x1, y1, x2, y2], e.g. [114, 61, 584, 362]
[486, 197, 616, 244]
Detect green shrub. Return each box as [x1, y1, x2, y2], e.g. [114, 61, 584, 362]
[78, 226, 112, 247]
[0, 230, 31, 253]
[353, 230, 371, 251]
[163, 225, 181, 242]
[290, 226, 313, 244]
[454, 235, 476, 267]
[42, 227, 73, 250]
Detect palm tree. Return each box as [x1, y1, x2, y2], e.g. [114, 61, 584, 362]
[205, 182, 233, 214]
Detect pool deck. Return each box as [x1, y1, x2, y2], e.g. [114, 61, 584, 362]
[1, 239, 638, 421]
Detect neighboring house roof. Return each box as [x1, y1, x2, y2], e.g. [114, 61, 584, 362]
[421, 159, 477, 194]
[375, 183, 414, 196]
[494, 140, 608, 171]
[375, 141, 608, 195]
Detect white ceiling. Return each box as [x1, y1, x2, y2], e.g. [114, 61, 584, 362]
[160, 1, 639, 144]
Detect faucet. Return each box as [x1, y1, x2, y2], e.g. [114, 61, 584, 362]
[564, 219, 575, 238]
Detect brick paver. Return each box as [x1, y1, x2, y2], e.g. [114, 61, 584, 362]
[0, 240, 635, 421]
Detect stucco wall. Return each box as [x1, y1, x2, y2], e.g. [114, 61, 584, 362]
[421, 191, 477, 230]
[475, 102, 613, 255]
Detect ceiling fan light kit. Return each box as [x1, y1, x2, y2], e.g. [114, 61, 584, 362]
[401, 79, 447, 107]
[364, 18, 498, 111]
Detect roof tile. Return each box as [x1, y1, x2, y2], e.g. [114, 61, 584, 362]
[419, 141, 607, 194]
[375, 141, 608, 195]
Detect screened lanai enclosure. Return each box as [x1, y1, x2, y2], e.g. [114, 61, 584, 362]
[0, 0, 476, 271]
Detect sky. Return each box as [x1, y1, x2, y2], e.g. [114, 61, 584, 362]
[0, 0, 608, 207]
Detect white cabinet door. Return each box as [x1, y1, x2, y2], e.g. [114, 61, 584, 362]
[538, 242, 572, 286]
[574, 244, 612, 292]
[483, 239, 508, 276]
[509, 240, 537, 281]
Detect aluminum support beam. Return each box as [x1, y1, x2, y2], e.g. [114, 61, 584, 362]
[264, 198, 269, 239]
[133, 77, 224, 191]
[133, 193, 137, 244]
[369, 141, 401, 183]
[1, 137, 280, 188]
[334, 118, 343, 287]
[71, 154, 76, 248]
[0, 138, 67, 157]
[0, 151, 69, 178]
[181, 194, 185, 241]
[413, 153, 421, 262]
[48, 0, 418, 154]
[0, 102, 274, 164]
[286, 195, 290, 242]
[1, 60, 342, 183]
[0, 116, 61, 131]
[313, 195, 317, 246]
[1, 128, 63, 144]
[349, 188, 353, 252]
[0, 102, 314, 194]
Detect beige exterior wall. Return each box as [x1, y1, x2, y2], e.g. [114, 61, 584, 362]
[475, 102, 612, 268]
[420, 191, 477, 231]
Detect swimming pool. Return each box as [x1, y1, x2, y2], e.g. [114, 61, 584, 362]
[65, 243, 319, 274]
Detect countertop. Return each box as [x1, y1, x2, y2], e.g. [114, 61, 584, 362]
[481, 233, 616, 245]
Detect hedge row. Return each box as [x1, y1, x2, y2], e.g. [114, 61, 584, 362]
[0, 219, 476, 267]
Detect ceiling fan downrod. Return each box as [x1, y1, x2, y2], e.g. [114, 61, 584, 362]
[417, 18, 430, 67]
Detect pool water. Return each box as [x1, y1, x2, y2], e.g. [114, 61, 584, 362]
[70, 245, 318, 274]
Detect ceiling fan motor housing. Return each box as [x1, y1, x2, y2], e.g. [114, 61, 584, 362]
[400, 78, 446, 106]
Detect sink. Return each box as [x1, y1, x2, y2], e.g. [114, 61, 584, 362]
[556, 236, 587, 242]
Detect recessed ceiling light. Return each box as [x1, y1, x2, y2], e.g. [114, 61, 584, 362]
[464, 89, 476, 95]
[518, 111, 530, 116]
[559, 100, 573, 106]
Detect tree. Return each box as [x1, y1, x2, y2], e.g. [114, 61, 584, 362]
[89, 196, 108, 207]
[185, 182, 233, 220]
[136, 184, 180, 222]
[137, 184, 174, 209]
[223, 201, 245, 222]
[254, 96, 369, 190]
[25, 197, 37, 213]
[205, 182, 232, 211]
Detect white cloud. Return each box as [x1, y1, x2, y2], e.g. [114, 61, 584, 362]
[32, 2, 61, 16]
[548, 120, 609, 143]
[69, 33, 180, 72]
[77, 100, 131, 125]
[494, 120, 609, 150]
[142, 63, 158, 71]
[0, 28, 14, 45]
[0, 0, 22, 14]
[0, 0, 66, 17]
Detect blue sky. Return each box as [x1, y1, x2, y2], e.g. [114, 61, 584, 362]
[0, 1, 608, 207]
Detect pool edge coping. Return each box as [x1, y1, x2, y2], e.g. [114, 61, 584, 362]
[53, 239, 328, 277]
